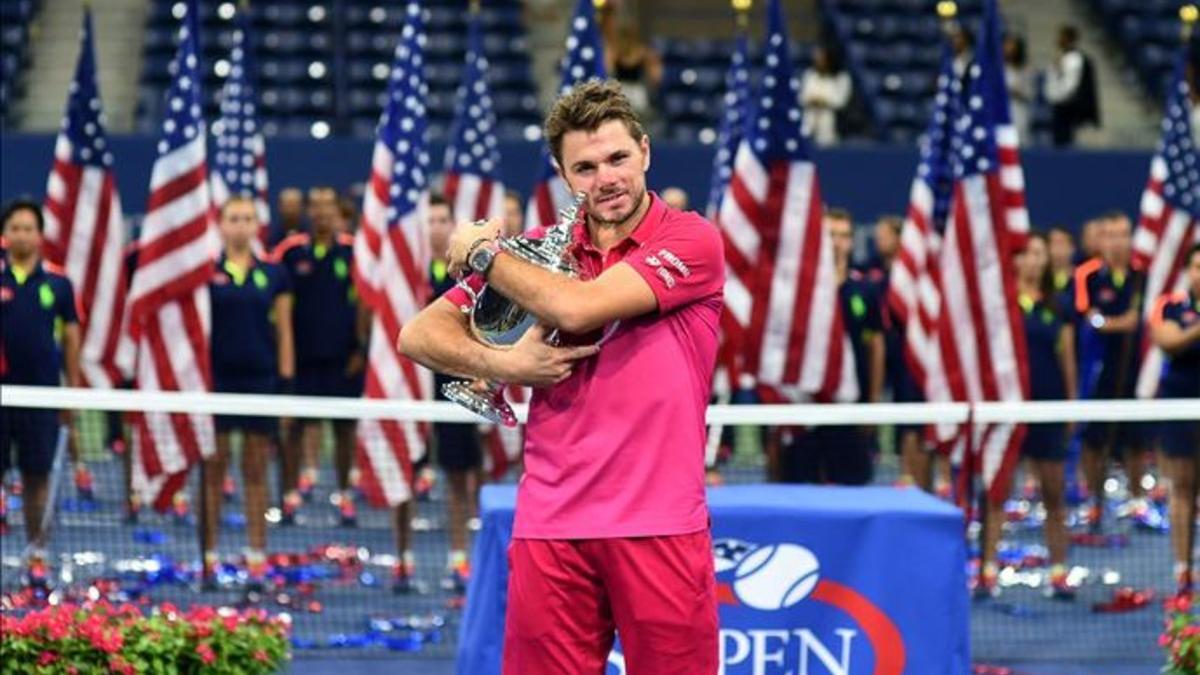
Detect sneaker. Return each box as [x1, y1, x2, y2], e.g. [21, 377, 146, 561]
[335, 492, 357, 528]
[414, 467, 436, 502]
[973, 564, 998, 601]
[1047, 565, 1075, 600]
[392, 561, 417, 595]
[442, 562, 470, 594]
[1087, 503, 1104, 534]
[297, 469, 317, 502]
[74, 465, 95, 501]
[222, 475, 237, 503]
[171, 492, 191, 524]
[280, 491, 302, 526]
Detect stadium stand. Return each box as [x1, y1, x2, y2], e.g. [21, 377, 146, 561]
[1089, 0, 1191, 100]
[0, 0, 39, 129]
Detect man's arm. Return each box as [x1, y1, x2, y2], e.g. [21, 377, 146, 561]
[62, 323, 81, 388]
[398, 297, 598, 386]
[275, 293, 296, 379]
[867, 331, 885, 403]
[484, 255, 657, 335]
[1152, 304, 1200, 356]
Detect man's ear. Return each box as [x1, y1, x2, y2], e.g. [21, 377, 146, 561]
[641, 135, 651, 172]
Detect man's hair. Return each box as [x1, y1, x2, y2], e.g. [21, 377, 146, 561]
[1060, 25, 1078, 44]
[825, 207, 853, 224]
[428, 192, 452, 217]
[218, 195, 256, 218]
[1, 198, 44, 233]
[1099, 209, 1131, 227]
[308, 185, 337, 202]
[544, 79, 646, 167]
[1188, 243, 1200, 267]
[876, 214, 902, 234]
[504, 189, 521, 204]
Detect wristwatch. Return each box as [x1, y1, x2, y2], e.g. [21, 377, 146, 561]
[467, 239, 502, 277]
[1089, 312, 1107, 330]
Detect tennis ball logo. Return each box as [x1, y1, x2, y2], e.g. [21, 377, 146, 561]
[732, 543, 820, 610]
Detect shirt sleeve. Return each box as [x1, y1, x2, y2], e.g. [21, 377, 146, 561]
[273, 263, 293, 297]
[623, 217, 725, 314]
[442, 273, 484, 310]
[57, 276, 80, 324]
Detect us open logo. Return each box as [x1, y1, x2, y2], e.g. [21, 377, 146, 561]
[607, 539, 906, 675]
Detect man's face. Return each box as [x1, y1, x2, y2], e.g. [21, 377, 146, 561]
[873, 222, 899, 260]
[1102, 216, 1132, 266]
[2, 208, 41, 258]
[219, 200, 259, 249]
[427, 204, 455, 257]
[308, 189, 338, 235]
[1081, 220, 1101, 258]
[661, 188, 688, 211]
[278, 189, 303, 225]
[828, 216, 853, 266]
[559, 119, 650, 227]
[1047, 230, 1075, 270]
[1187, 251, 1200, 296]
[503, 196, 523, 238]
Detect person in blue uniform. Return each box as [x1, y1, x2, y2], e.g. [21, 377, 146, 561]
[978, 232, 1078, 600]
[0, 199, 81, 576]
[1150, 243, 1200, 598]
[782, 209, 883, 485]
[1073, 211, 1148, 531]
[272, 186, 365, 525]
[203, 196, 294, 588]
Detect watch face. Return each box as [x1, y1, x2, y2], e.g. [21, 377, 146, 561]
[470, 247, 493, 274]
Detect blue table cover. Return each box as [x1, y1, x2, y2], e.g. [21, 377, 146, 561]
[458, 484, 969, 674]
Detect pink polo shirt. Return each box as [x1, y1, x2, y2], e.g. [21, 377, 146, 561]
[445, 193, 724, 539]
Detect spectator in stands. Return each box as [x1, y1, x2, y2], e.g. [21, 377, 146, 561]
[800, 46, 852, 146]
[979, 231, 1077, 600]
[951, 27, 975, 78]
[1003, 35, 1032, 143]
[661, 186, 689, 211]
[202, 196, 294, 593]
[503, 190, 524, 238]
[1075, 211, 1148, 533]
[415, 193, 484, 596]
[605, 23, 662, 121]
[1043, 25, 1099, 147]
[0, 199, 81, 586]
[1150, 243, 1200, 599]
[782, 209, 882, 486]
[273, 186, 365, 527]
[270, 187, 305, 248]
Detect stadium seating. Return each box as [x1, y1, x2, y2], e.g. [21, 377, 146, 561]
[1088, 0, 1189, 101]
[136, 0, 538, 140]
[0, 0, 38, 129]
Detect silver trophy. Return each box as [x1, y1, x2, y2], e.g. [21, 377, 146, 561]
[442, 191, 589, 426]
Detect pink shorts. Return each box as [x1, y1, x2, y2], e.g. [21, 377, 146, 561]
[502, 530, 719, 675]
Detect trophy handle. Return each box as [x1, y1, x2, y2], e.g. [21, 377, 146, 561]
[441, 380, 518, 427]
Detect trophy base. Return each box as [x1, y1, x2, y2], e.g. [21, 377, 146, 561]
[441, 381, 518, 427]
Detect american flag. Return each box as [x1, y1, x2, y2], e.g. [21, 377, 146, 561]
[888, 44, 959, 442]
[125, 0, 216, 511]
[209, 5, 269, 246]
[42, 9, 132, 389]
[718, 0, 856, 403]
[441, 8, 522, 478]
[938, 0, 1030, 501]
[443, 9, 504, 222]
[1133, 52, 1200, 398]
[524, 0, 606, 231]
[706, 28, 751, 220]
[353, 2, 431, 508]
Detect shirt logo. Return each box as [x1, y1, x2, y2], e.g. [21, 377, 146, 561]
[295, 260, 314, 275]
[658, 248, 691, 277]
[252, 268, 269, 290]
[333, 258, 349, 280]
[1099, 288, 1116, 304]
[38, 283, 55, 309]
[0, 287, 12, 303]
[644, 255, 662, 267]
[212, 273, 230, 286]
[655, 267, 676, 289]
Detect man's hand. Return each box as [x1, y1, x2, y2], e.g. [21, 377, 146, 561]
[345, 351, 366, 377]
[447, 217, 503, 277]
[493, 324, 598, 387]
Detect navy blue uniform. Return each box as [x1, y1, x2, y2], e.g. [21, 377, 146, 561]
[1074, 260, 1148, 449]
[1019, 294, 1069, 460]
[430, 260, 482, 471]
[1152, 291, 1200, 457]
[1, 257, 78, 476]
[273, 233, 362, 397]
[782, 271, 880, 486]
[209, 255, 291, 432]
[879, 267, 925, 435]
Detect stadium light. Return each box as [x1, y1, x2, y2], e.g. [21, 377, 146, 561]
[1183, 4, 1199, 23]
[936, 1, 957, 19]
[214, 59, 231, 78]
[171, 2, 187, 19]
[731, 0, 752, 11]
[311, 121, 331, 139]
[369, 6, 386, 24]
[309, 61, 328, 79]
[218, 2, 235, 20]
[308, 5, 326, 22]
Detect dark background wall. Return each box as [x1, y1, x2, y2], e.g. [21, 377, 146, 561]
[0, 133, 1151, 234]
